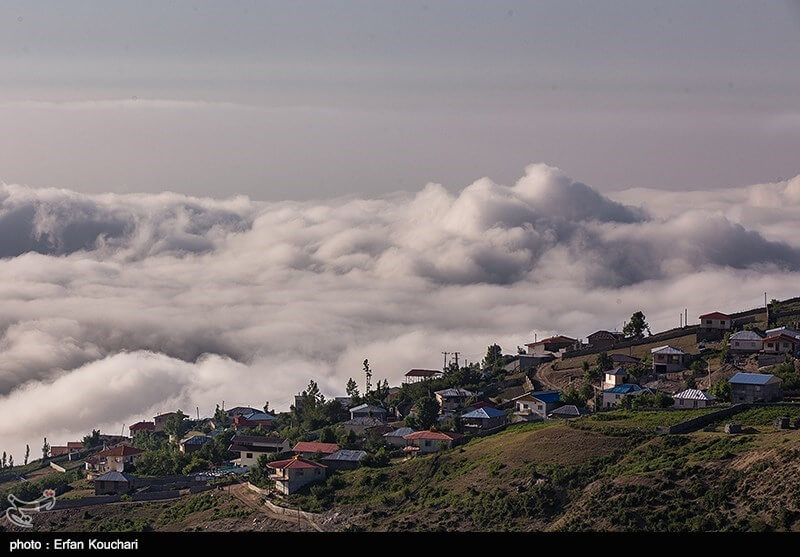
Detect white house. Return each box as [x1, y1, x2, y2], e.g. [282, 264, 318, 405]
[651, 345, 690, 375]
[602, 368, 628, 390]
[698, 312, 732, 330]
[672, 389, 716, 409]
[228, 435, 292, 468]
[729, 330, 763, 353]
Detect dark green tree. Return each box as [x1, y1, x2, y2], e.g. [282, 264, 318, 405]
[163, 411, 190, 439]
[363, 359, 373, 394]
[24, 445, 29, 466]
[82, 429, 101, 448]
[415, 397, 440, 430]
[595, 352, 613, 372]
[42, 438, 50, 461]
[346, 377, 360, 399]
[623, 311, 651, 338]
[482, 344, 503, 372]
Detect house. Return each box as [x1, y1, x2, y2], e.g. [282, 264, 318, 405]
[267, 456, 327, 495]
[341, 417, 386, 436]
[699, 312, 732, 330]
[587, 330, 625, 349]
[228, 435, 292, 468]
[434, 388, 476, 415]
[93, 471, 135, 496]
[729, 330, 764, 353]
[651, 345, 690, 375]
[383, 427, 416, 448]
[512, 390, 563, 419]
[503, 354, 555, 373]
[50, 442, 83, 457]
[179, 434, 213, 453]
[86, 445, 144, 473]
[291, 441, 340, 459]
[525, 335, 577, 356]
[610, 353, 641, 369]
[321, 449, 368, 471]
[349, 403, 388, 421]
[761, 333, 799, 356]
[225, 406, 262, 419]
[728, 373, 783, 404]
[153, 412, 181, 432]
[233, 411, 276, 430]
[404, 369, 444, 383]
[460, 406, 507, 430]
[765, 327, 800, 340]
[128, 421, 155, 436]
[672, 389, 716, 409]
[402, 430, 462, 455]
[602, 368, 628, 390]
[548, 405, 586, 419]
[601, 384, 648, 409]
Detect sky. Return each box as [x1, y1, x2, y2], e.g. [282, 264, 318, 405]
[1, 1, 799, 198]
[1, 3, 800, 459]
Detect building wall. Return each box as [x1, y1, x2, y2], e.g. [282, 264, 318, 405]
[730, 339, 762, 352]
[700, 318, 731, 330]
[730, 382, 782, 404]
[673, 397, 710, 409]
[273, 468, 326, 495]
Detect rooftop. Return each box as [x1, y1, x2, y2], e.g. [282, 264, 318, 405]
[93, 471, 134, 483]
[699, 312, 731, 320]
[525, 335, 576, 347]
[267, 456, 327, 470]
[403, 430, 462, 441]
[514, 390, 562, 404]
[384, 427, 416, 438]
[434, 388, 475, 398]
[292, 441, 340, 454]
[730, 330, 764, 341]
[96, 445, 144, 458]
[322, 450, 368, 462]
[673, 389, 716, 401]
[405, 369, 443, 377]
[602, 383, 644, 394]
[349, 403, 387, 413]
[461, 407, 506, 419]
[651, 345, 687, 355]
[729, 372, 780, 385]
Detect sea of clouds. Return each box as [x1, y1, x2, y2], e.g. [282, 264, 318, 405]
[1, 163, 799, 458]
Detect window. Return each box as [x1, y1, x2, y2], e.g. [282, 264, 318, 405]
[246, 453, 253, 459]
[706, 320, 712, 325]
[425, 440, 431, 447]
[720, 321, 726, 326]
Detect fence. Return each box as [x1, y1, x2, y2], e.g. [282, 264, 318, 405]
[245, 482, 323, 521]
[655, 404, 748, 434]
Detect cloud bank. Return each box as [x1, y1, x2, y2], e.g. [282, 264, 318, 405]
[1, 164, 799, 457]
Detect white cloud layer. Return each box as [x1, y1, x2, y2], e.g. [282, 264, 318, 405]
[1, 164, 799, 458]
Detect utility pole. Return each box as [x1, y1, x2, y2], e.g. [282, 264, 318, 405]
[442, 352, 449, 373]
[680, 313, 683, 328]
[765, 292, 769, 325]
[685, 309, 688, 328]
[452, 352, 460, 368]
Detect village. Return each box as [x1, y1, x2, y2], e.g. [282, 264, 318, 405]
[2, 295, 799, 532]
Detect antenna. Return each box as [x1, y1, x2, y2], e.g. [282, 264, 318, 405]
[196, 406, 200, 420]
[442, 351, 449, 372]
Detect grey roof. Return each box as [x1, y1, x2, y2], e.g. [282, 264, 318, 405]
[461, 407, 506, 419]
[673, 389, 716, 401]
[242, 411, 275, 421]
[384, 427, 416, 438]
[322, 449, 368, 462]
[765, 327, 800, 338]
[549, 405, 582, 417]
[434, 388, 475, 398]
[610, 353, 640, 363]
[605, 368, 627, 375]
[343, 417, 385, 426]
[729, 372, 780, 385]
[730, 330, 763, 341]
[94, 471, 133, 483]
[181, 434, 213, 445]
[651, 345, 687, 355]
[349, 403, 387, 414]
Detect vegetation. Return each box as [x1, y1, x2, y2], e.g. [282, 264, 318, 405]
[623, 311, 651, 338]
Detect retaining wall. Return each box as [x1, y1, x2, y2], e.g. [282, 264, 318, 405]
[655, 404, 748, 434]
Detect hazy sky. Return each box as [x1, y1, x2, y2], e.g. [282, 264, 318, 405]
[1, 1, 799, 199]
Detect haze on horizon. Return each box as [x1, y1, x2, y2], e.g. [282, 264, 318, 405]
[1, 0, 800, 199]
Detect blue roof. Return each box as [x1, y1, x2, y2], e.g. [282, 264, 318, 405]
[728, 372, 777, 385]
[527, 390, 562, 404]
[602, 383, 643, 394]
[461, 407, 506, 419]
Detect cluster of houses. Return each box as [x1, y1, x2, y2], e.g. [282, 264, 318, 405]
[39, 305, 797, 500]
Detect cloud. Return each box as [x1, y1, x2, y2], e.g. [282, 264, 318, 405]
[1, 164, 799, 457]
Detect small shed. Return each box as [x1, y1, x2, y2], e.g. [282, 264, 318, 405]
[94, 471, 135, 495]
[724, 423, 742, 434]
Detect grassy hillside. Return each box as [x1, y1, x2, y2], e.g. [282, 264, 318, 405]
[305, 411, 800, 532]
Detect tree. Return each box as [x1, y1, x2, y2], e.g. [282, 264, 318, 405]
[163, 411, 190, 439]
[623, 311, 651, 338]
[83, 429, 101, 448]
[709, 380, 731, 402]
[482, 344, 503, 373]
[363, 359, 373, 395]
[42, 438, 50, 461]
[346, 377, 360, 399]
[2, 452, 6, 469]
[685, 376, 697, 389]
[415, 397, 440, 430]
[595, 352, 613, 372]
[561, 386, 588, 407]
[263, 401, 270, 414]
[214, 404, 228, 427]
[24, 445, 29, 466]
[8, 455, 13, 468]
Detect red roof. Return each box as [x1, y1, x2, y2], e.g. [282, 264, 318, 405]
[66, 442, 84, 449]
[525, 335, 576, 347]
[405, 369, 442, 377]
[267, 456, 327, 470]
[763, 333, 799, 344]
[699, 312, 731, 320]
[292, 441, 340, 454]
[96, 445, 144, 458]
[403, 430, 462, 441]
[129, 421, 155, 431]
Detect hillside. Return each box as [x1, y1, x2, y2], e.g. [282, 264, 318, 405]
[312, 409, 800, 532]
